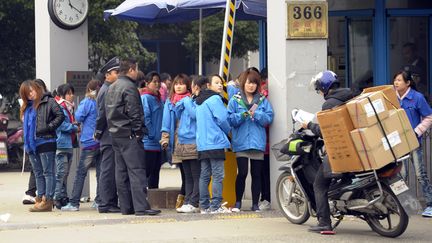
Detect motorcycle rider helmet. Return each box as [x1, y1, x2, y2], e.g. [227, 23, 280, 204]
[310, 70, 339, 95]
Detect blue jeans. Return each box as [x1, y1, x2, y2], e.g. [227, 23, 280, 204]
[69, 149, 101, 206]
[29, 151, 56, 200]
[54, 149, 73, 200]
[402, 147, 432, 207]
[199, 159, 224, 210]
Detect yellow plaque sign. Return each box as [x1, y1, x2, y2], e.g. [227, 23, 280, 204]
[287, 1, 328, 39]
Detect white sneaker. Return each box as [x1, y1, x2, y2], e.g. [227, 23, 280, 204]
[182, 205, 200, 213]
[231, 207, 241, 213]
[259, 200, 271, 211]
[200, 208, 211, 214]
[422, 206, 432, 217]
[22, 195, 35, 205]
[211, 203, 232, 214]
[176, 204, 190, 213]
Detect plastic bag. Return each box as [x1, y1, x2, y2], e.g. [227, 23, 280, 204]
[271, 138, 291, 161]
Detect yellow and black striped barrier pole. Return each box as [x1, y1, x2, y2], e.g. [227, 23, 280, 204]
[216, 0, 237, 208]
[219, 0, 237, 104]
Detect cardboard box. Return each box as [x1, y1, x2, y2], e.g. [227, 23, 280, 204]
[362, 85, 400, 109]
[317, 105, 364, 173]
[347, 91, 390, 128]
[350, 109, 419, 170]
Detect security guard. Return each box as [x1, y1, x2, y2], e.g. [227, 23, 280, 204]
[94, 57, 121, 213]
[104, 58, 160, 216]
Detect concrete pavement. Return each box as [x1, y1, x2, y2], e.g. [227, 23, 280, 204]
[1, 169, 432, 242]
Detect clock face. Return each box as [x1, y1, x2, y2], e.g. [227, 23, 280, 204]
[49, 0, 89, 29]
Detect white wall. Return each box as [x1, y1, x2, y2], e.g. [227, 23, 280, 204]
[267, 0, 327, 208]
[35, 1, 88, 91]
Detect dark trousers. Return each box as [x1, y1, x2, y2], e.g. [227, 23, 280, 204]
[235, 157, 263, 205]
[25, 165, 37, 197]
[182, 159, 201, 207]
[145, 151, 162, 189]
[179, 163, 186, 195]
[260, 154, 271, 202]
[313, 164, 332, 226]
[112, 137, 150, 214]
[98, 145, 118, 210]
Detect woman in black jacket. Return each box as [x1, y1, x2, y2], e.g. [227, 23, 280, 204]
[20, 80, 64, 212]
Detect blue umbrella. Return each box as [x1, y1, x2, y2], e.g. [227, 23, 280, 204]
[104, 0, 266, 74]
[104, 0, 266, 23]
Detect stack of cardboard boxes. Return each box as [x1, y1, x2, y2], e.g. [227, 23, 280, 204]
[317, 86, 419, 173]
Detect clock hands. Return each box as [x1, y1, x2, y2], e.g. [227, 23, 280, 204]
[68, 0, 83, 15]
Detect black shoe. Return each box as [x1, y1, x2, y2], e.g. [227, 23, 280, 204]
[308, 224, 332, 232]
[54, 200, 63, 210]
[135, 209, 161, 216]
[99, 206, 121, 213]
[121, 210, 135, 215]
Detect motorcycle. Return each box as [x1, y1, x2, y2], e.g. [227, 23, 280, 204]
[0, 94, 24, 166]
[273, 109, 410, 238]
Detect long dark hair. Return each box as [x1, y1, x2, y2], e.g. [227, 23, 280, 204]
[393, 70, 417, 91]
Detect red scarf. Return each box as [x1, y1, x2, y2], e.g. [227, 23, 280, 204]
[140, 87, 161, 102]
[171, 92, 191, 105]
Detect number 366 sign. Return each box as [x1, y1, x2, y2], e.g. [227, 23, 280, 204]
[287, 1, 328, 39]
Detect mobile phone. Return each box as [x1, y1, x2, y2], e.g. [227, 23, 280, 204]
[249, 104, 258, 113]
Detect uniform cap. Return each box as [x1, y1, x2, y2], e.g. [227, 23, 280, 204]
[100, 57, 120, 74]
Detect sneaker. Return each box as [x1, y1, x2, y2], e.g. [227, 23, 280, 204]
[176, 204, 189, 213]
[181, 204, 200, 213]
[200, 208, 211, 214]
[22, 195, 36, 205]
[258, 200, 271, 211]
[422, 206, 432, 217]
[251, 204, 261, 212]
[210, 206, 232, 214]
[231, 201, 241, 213]
[61, 203, 79, 211]
[91, 201, 99, 209]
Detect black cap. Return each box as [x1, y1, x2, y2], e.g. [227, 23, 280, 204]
[100, 57, 120, 74]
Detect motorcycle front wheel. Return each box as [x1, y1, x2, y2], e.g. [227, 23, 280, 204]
[364, 184, 409, 238]
[276, 172, 310, 224]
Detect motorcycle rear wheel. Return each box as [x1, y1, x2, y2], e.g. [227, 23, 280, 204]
[365, 184, 409, 238]
[276, 172, 310, 224]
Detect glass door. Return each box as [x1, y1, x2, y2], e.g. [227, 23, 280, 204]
[388, 16, 429, 100]
[328, 16, 373, 95]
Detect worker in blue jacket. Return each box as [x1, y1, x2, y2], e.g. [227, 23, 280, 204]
[195, 75, 231, 214]
[228, 69, 274, 213]
[140, 71, 163, 189]
[62, 79, 101, 211]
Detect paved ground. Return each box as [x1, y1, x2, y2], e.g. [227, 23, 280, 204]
[1, 169, 432, 242]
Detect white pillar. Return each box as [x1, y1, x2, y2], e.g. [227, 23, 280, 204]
[267, 0, 327, 208]
[35, 1, 88, 91]
[35, 1, 90, 199]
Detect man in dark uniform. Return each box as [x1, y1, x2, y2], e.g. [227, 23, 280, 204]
[105, 58, 160, 216]
[94, 57, 121, 213]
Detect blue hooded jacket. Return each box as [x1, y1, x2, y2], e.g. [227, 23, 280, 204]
[195, 90, 231, 151]
[175, 96, 197, 144]
[75, 97, 99, 149]
[161, 98, 176, 152]
[141, 91, 163, 151]
[56, 106, 78, 149]
[23, 102, 37, 154]
[228, 92, 273, 152]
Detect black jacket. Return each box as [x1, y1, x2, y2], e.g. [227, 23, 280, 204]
[308, 88, 353, 137]
[105, 75, 145, 138]
[36, 93, 65, 139]
[95, 81, 112, 146]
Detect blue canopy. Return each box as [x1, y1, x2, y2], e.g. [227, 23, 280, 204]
[104, 0, 266, 24]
